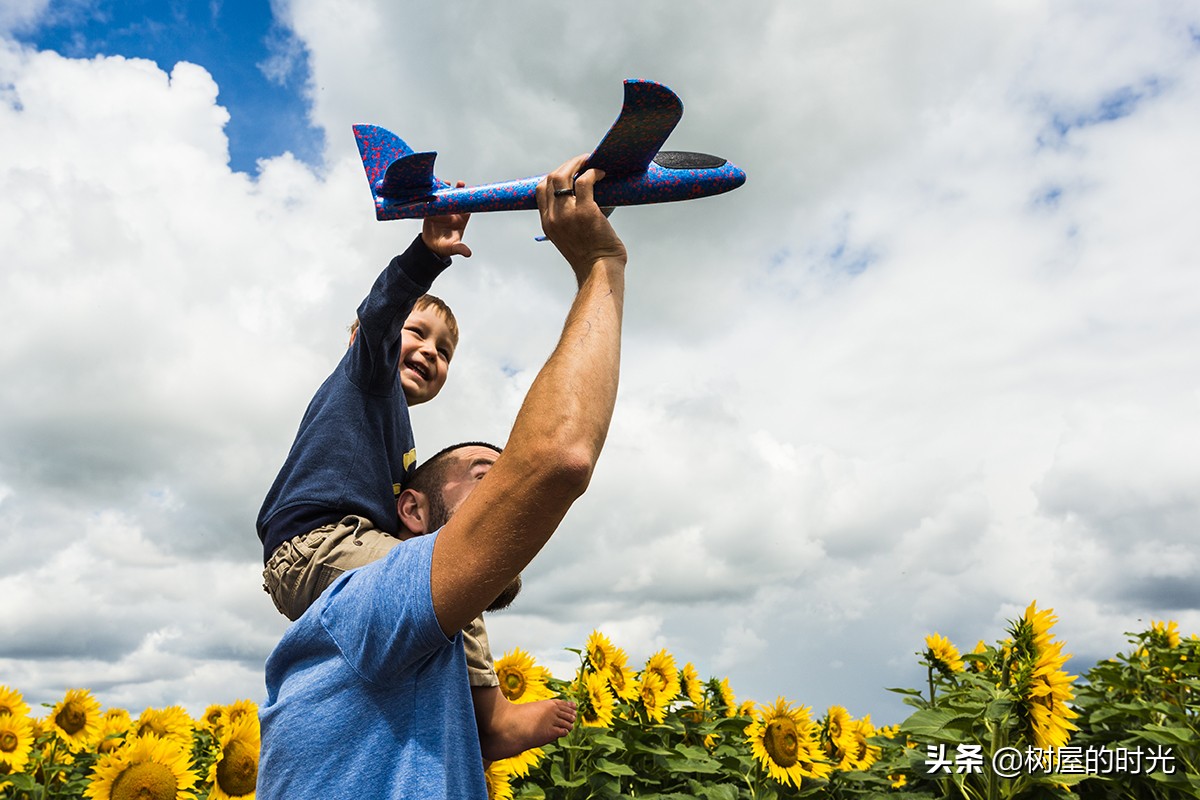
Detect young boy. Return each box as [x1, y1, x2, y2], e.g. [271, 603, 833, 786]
[257, 208, 574, 760]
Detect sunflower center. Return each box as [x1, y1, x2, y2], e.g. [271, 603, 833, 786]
[216, 739, 258, 797]
[764, 719, 800, 768]
[609, 668, 626, 691]
[1, 731, 17, 752]
[590, 649, 607, 671]
[56, 702, 87, 735]
[110, 761, 178, 800]
[500, 670, 525, 701]
[138, 720, 167, 738]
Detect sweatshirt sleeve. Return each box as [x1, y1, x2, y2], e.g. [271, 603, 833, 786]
[348, 235, 452, 395]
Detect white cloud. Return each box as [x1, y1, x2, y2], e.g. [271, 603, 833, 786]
[3, 1, 1200, 721]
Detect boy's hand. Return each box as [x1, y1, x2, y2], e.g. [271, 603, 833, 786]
[422, 180, 472, 259]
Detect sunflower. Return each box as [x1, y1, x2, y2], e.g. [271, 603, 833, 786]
[493, 746, 543, 780]
[712, 677, 737, 717]
[820, 705, 853, 764]
[1008, 602, 1079, 751]
[924, 633, 964, 674]
[49, 688, 103, 751]
[86, 733, 198, 800]
[638, 677, 668, 724]
[578, 670, 615, 728]
[585, 631, 619, 674]
[605, 651, 639, 703]
[31, 715, 75, 766]
[494, 649, 555, 705]
[967, 640, 993, 674]
[745, 698, 831, 788]
[0, 712, 35, 775]
[223, 700, 257, 729]
[679, 662, 704, 707]
[0, 685, 31, 719]
[200, 705, 227, 735]
[98, 708, 132, 754]
[736, 699, 756, 718]
[840, 715, 880, 771]
[1151, 620, 1181, 649]
[484, 758, 515, 800]
[641, 649, 681, 703]
[206, 714, 259, 800]
[1025, 639, 1079, 750]
[133, 706, 194, 747]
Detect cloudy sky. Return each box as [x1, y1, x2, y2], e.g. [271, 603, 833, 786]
[2, 0, 1199, 725]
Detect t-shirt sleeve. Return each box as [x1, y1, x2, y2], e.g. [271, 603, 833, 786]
[318, 532, 455, 684]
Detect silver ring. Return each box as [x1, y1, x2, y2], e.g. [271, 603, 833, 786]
[553, 187, 575, 197]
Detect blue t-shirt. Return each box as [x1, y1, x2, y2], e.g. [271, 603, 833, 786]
[257, 532, 487, 800]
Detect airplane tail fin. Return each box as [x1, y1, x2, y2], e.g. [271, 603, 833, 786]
[352, 124, 446, 205]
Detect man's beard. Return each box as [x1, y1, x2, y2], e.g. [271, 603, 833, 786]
[485, 575, 522, 612]
[427, 490, 522, 613]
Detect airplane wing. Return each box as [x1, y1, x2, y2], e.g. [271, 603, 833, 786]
[583, 80, 684, 177]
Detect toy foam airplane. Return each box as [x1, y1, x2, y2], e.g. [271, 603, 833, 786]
[352, 79, 746, 221]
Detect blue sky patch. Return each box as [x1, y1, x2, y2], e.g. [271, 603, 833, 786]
[16, 0, 323, 174]
[1037, 80, 1161, 148]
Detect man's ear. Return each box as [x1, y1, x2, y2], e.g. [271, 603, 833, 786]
[397, 488, 429, 535]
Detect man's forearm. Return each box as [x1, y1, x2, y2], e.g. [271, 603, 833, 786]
[506, 257, 625, 483]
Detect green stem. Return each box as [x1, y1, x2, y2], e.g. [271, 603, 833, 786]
[987, 718, 1001, 800]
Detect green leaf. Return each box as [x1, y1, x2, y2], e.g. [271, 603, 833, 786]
[630, 740, 675, 757]
[901, 708, 975, 741]
[686, 780, 739, 800]
[982, 697, 1014, 722]
[1137, 723, 1199, 747]
[590, 732, 627, 751]
[593, 758, 637, 777]
[674, 743, 713, 761]
[1, 773, 38, 792]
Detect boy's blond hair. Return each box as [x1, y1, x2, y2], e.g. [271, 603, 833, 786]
[349, 294, 459, 349]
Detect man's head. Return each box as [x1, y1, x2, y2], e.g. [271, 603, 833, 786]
[397, 441, 522, 612]
[349, 294, 459, 406]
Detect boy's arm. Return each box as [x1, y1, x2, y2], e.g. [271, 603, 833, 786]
[350, 199, 471, 391]
[429, 155, 627, 637]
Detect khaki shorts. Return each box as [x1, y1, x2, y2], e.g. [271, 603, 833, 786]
[263, 514, 498, 687]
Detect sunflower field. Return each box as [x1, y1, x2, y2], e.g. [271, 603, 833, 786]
[1, 601, 1196, 800]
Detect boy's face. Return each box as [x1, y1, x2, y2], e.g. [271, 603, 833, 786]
[400, 306, 455, 405]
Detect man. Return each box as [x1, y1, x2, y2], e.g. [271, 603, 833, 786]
[257, 153, 627, 799]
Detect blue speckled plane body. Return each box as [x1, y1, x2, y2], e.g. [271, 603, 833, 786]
[352, 79, 746, 221]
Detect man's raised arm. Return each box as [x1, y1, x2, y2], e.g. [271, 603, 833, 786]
[429, 155, 628, 637]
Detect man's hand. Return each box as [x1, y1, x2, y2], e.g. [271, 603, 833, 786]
[536, 156, 627, 282]
[421, 181, 472, 259]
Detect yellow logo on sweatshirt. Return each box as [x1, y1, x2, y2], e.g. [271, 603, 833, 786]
[394, 448, 418, 496]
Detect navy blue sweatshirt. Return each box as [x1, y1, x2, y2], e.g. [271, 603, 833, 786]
[257, 236, 450, 562]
